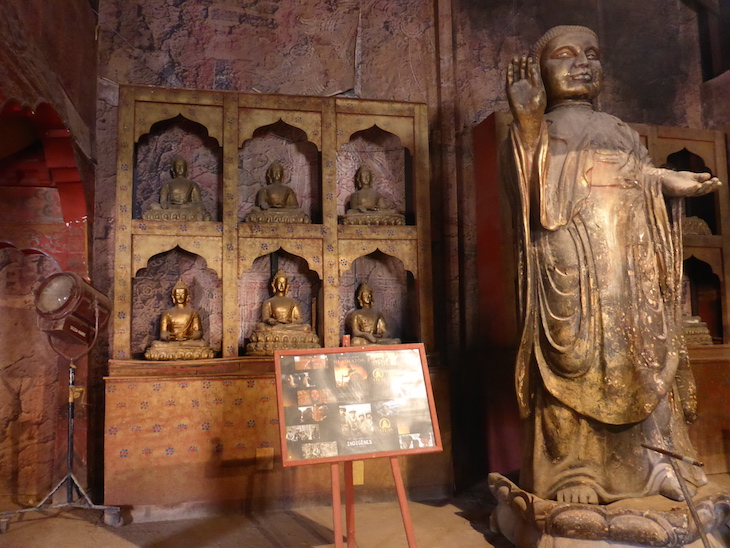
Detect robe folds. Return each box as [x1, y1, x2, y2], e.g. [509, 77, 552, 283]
[503, 104, 706, 502]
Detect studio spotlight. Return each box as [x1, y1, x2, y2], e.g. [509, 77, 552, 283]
[35, 272, 111, 345]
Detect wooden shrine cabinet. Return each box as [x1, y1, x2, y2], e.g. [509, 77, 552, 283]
[103, 87, 437, 508]
[632, 123, 730, 476]
[111, 86, 433, 364]
[631, 123, 730, 346]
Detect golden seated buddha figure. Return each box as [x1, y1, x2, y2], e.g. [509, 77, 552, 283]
[246, 270, 320, 355]
[341, 166, 404, 226]
[345, 283, 401, 346]
[145, 280, 214, 360]
[244, 162, 311, 224]
[143, 156, 211, 221]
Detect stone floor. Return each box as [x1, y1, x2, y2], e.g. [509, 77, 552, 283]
[3, 477, 728, 547]
[0, 482, 513, 548]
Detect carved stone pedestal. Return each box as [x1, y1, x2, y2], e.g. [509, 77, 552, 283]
[245, 329, 321, 356]
[488, 473, 730, 548]
[340, 212, 405, 225]
[684, 316, 714, 347]
[145, 340, 215, 361]
[244, 209, 310, 223]
[142, 207, 211, 221]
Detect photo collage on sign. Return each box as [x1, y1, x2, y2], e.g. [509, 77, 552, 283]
[280, 348, 436, 462]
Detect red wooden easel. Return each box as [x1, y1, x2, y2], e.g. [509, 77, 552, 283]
[273, 344, 441, 548]
[330, 458, 417, 548]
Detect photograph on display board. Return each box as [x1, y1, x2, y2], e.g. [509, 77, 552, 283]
[274, 343, 442, 466]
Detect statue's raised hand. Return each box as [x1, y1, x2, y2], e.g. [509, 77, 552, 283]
[506, 56, 546, 145]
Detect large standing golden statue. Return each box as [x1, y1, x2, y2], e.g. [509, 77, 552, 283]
[143, 156, 211, 221]
[246, 269, 320, 355]
[244, 162, 311, 223]
[145, 280, 214, 360]
[503, 25, 720, 504]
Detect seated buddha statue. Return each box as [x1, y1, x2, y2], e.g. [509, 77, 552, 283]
[145, 280, 214, 360]
[246, 270, 321, 355]
[143, 156, 211, 221]
[345, 283, 401, 346]
[341, 166, 404, 226]
[244, 162, 311, 224]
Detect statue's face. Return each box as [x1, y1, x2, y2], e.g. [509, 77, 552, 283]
[172, 288, 188, 304]
[357, 169, 372, 188]
[359, 287, 373, 305]
[269, 164, 283, 183]
[541, 31, 602, 105]
[172, 158, 187, 177]
[273, 275, 288, 294]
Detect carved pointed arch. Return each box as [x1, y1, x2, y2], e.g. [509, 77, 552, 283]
[132, 238, 222, 277]
[238, 241, 323, 279]
[336, 118, 414, 153]
[338, 241, 417, 278]
[134, 106, 223, 146]
[239, 112, 322, 150]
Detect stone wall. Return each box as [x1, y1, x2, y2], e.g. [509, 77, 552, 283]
[0, 0, 97, 157]
[0, 0, 98, 507]
[0, 248, 62, 504]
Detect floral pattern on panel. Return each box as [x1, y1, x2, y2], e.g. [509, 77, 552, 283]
[105, 377, 280, 472]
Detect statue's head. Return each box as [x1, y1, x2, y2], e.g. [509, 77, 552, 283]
[266, 162, 285, 185]
[355, 167, 373, 189]
[356, 283, 373, 308]
[531, 25, 602, 107]
[171, 156, 189, 178]
[171, 279, 190, 305]
[271, 269, 290, 295]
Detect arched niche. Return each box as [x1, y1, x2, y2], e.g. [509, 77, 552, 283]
[336, 126, 411, 221]
[338, 251, 414, 344]
[238, 249, 321, 350]
[664, 148, 717, 234]
[683, 255, 722, 343]
[0, 100, 89, 273]
[134, 115, 222, 221]
[238, 119, 321, 223]
[132, 247, 222, 358]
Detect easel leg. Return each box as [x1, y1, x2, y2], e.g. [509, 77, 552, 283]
[390, 457, 418, 548]
[344, 460, 356, 547]
[331, 463, 343, 548]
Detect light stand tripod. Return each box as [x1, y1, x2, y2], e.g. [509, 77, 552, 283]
[0, 299, 121, 533]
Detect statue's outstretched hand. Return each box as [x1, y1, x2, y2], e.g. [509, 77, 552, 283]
[506, 56, 546, 144]
[661, 171, 722, 198]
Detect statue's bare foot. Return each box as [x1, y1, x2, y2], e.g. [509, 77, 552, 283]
[659, 474, 695, 501]
[556, 485, 599, 504]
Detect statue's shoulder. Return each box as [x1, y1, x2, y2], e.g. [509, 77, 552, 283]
[592, 109, 630, 129]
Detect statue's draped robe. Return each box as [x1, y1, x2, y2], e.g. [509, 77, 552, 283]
[161, 305, 202, 341]
[504, 104, 706, 502]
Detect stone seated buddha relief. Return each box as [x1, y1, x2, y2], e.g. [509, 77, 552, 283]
[340, 166, 405, 226]
[345, 283, 401, 346]
[244, 162, 311, 224]
[143, 156, 211, 221]
[145, 280, 214, 360]
[246, 269, 320, 356]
